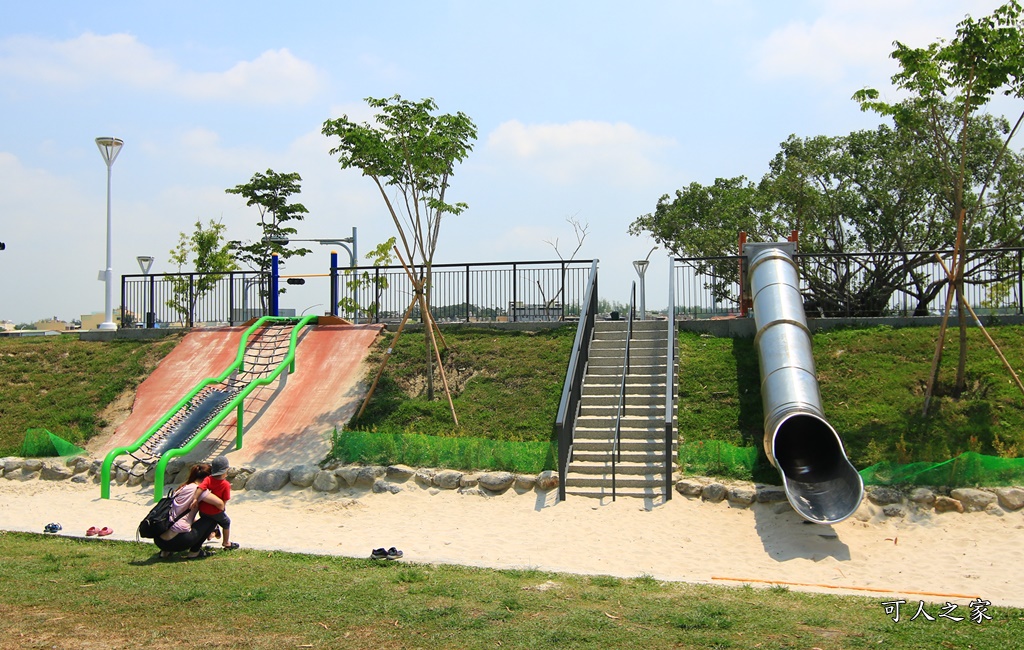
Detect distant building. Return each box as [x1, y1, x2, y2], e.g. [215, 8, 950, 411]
[33, 318, 69, 332]
[80, 308, 132, 330]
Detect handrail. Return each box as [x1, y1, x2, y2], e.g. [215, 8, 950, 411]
[612, 282, 636, 501]
[555, 260, 599, 501]
[101, 315, 317, 500]
[664, 253, 676, 499]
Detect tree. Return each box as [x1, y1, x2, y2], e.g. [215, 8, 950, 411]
[337, 237, 397, 321]
[226, 169, 312, 310]
[322, 95, 477, 407]
[854, 0, 1024, 394]
[167, 219, 238, 326]
[629, 110, 1024, 316]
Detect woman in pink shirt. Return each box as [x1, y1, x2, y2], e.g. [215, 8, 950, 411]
[155, 463, 225, 559]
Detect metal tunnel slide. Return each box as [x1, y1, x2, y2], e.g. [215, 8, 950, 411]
[100, 315, 318, 500]
[745, 242, 864, 524]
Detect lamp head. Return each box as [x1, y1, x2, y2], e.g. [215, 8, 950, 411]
[94, 137, 124, 166]
[136, 256, 154, 274]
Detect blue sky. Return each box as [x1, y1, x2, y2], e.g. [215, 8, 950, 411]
[0, 0, 1011, 324]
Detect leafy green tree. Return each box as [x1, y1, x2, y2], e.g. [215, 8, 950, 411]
[167, 219, 238, 326]
[322, 95, 477, 403]
[337, 237, 396, 321]
[630, 109, 1024, 316]
[854, 0, 1024, 393]
[226, 169, 312, 309]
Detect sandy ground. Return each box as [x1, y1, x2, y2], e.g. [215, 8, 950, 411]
[2, 477, 1022, 609]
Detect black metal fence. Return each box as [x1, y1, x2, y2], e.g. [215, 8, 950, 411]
[120, 260, 596, 328]
[674, 247, 1024, 319]
[120, 271, 269, 328]
[331, 259, 596, 324]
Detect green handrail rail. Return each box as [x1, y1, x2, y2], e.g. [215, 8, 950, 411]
[100, 315, 318, 500]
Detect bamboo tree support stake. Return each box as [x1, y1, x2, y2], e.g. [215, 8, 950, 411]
[355, 295, 418, 421]
[393, 248, 459, 426]
[923, 210, 966, 415]
[934, 253, 1024, 397]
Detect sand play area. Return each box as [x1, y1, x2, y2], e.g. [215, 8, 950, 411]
[1, 476, 1021, 610]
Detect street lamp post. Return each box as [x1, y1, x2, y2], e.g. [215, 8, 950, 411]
[632, 246, 658, 321]
[95, 137, 123, 330]
[137, 255, 154, 328]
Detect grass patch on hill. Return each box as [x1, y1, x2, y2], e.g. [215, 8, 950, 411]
[677, 325, 1024, 480]
[1, 532, 1019, 649]
[0, 334, 179, 455]
[349, 326, 575, 443]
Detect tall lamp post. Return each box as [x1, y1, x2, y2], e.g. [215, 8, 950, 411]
[137, 255, 154, 328]
[632, 246, 658, 321]
[630, 245, 655, 321]
[95, 137, 123, 330]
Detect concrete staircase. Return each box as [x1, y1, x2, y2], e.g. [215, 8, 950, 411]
[563, 319, 677, 500]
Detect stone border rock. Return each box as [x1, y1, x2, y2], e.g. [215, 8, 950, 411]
[4, 455, 1022, 519]
[674, 477, 1024, 519]
[0, 456, 561, 499]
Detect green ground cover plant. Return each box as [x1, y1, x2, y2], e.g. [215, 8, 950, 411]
[0, 532, 1018, 649]
[0, 334, 179, 455]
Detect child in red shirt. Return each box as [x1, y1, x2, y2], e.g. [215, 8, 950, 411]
[198, 455, 238, 550]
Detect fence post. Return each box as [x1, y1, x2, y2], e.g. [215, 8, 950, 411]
[119, 277, 127, 328]
[1018, 249, 1022, 315]
[465, 264, 471, 322]
[512, 263, 518, 322]
[188, 274, 195, 328]
[148, 275, 156, 328]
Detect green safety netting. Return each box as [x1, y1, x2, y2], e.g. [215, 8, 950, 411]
[20, 429, 86, 458]
[859, 451, 1024, 488]
[332, 429, 555, 474]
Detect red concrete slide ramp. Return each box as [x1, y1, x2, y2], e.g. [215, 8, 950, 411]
[94, 322, 383, 469]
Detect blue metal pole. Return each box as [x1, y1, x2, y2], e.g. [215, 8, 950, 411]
[331, 250, 339, 317]
[271, 253, 280, 317]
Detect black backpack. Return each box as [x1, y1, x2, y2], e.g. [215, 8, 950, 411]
[137, 488, 187, 539]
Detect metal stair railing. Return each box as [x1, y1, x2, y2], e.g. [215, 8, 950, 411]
[612, 282, 636, 501]
[556, 260, 599, 501]
[664, 254, 676, 500]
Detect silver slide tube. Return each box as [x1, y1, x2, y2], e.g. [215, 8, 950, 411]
[746, 243, 864, 524]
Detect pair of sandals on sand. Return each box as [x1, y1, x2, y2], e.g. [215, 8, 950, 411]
[370, 547, 403, 560]
[85, 526, 113, 537]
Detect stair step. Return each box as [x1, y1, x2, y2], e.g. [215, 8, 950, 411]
[578, 396, 667, 408]
[564, 474, 668, 488]
[564, 488, 670, 500]
[571, 449, 672, 463]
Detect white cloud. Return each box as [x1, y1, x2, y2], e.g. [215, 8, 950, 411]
[0, 33, 322, 104]
[486, 120, 676, 187]
[752, 1, 1005, 86]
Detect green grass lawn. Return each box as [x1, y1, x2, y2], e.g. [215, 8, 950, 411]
[5, 324, 1024, 481]
[0, 334, 179, 455]
[352, 326, 576, 442]
[1, 532, 1019, 649]
[677, 325, 1024, 481]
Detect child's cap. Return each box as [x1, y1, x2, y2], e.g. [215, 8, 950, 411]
[211, 455, 229, 476]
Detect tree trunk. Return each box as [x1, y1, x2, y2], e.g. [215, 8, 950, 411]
[419, 283, 434, 401]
